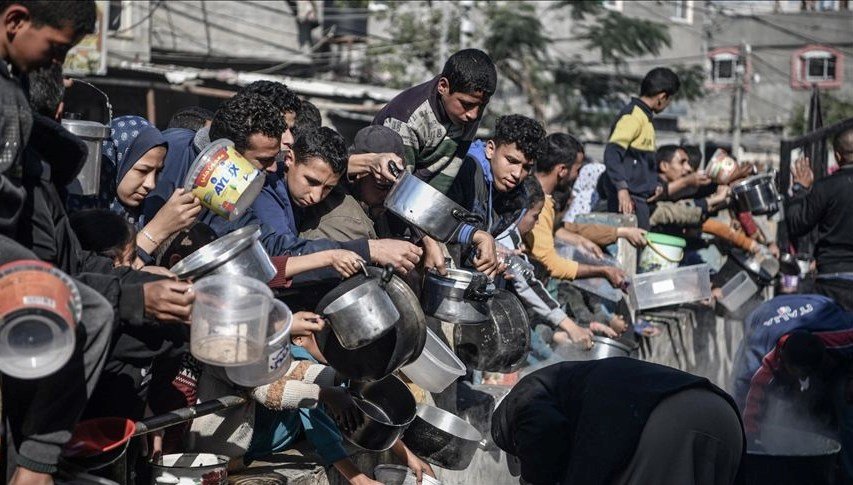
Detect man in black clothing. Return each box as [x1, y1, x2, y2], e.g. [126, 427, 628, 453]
[788, 127, 853, 311]
[492, 358, 744, 485]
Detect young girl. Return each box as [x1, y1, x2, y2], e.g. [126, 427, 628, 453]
[97, 115, 202, 265]
[69, 208, 137, 267]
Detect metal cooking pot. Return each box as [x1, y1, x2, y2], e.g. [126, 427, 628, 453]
[317, 267, 427, 381]
[340, 375, 417, 452]
[422, 266, 495, 325]
[453, 289, 530, 373]
[321, 264, 400, 350]
[742, 426, 841, 485]
[731, 173, 781, 215]
[383, 162, 483, 242]
[62, 119, 110, 196]
[402, 404, 483, 471]
[169, 225, 276, 282]
[557, 336, 638, 361]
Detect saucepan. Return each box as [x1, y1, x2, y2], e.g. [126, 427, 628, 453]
[170, 225, 276, 283]
[731, 172, 781, 216]
[421, 264, 496, 325]
[383, 162, 483, 242]
[319, 263, 400, 350]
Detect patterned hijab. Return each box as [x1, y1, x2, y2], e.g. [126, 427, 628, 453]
[101, 115, 167, 223]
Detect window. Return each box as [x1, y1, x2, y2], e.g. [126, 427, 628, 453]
[791, 45, 844, 89]
[107, 0, 134, 36]
[602, 0, 623, 11]
[672, 0, 694, 23]
[711, 53, 739, 84]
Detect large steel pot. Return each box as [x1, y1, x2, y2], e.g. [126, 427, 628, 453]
[731, 173, 781, 215]
[453, 289, 530, 373]
[316, 267, 426, 381]
[62, 119, 110, 196]
[402, 404, 483, 471]
[383, 162, 482, 242]
[339, 375, 417, 452]
[422, 267, 495, 325]
[319, 264, 400, 350]
[170, 225, 276, 282]
[742, 425, 841, 485]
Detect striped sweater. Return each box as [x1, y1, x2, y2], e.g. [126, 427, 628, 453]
[373, 77, 481, 194]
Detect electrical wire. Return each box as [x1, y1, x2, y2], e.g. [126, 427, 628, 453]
[107, 0, 162, 37]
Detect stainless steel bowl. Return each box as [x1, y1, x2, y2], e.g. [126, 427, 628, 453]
[402, 404, 483, 471]
[169, 225, 276, 282]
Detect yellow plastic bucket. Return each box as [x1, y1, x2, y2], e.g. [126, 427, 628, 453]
[184, 139, 264, 220]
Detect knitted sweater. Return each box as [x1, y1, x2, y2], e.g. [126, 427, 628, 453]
[187, 349, 337, 459]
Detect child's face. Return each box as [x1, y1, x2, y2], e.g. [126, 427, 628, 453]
[437, 78, 489, 127]
[486, 140, 533, 193]
[284, 156, 340, 208]
[292, 333, 327, 364]
[117, 146, 166, 207]
[3, 6, 79, 73]
[517, 199, 544, 236]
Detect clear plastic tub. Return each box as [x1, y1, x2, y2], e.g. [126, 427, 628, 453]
[0, 260, 81, 379]
[401, 328, 466, 393]
[225, 300, 293, 387]
[719, 270, 759, 313]
[628, 264, 712, 310]
[190, 274, 272, 366]
[556, 243, 623, 302]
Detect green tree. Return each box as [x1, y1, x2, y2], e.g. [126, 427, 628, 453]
[789, 94, 853, 135]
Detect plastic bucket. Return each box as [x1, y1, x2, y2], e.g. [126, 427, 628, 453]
[706, 148, 739, 184]
[400, 328, 465, 393]
[150, 453, 228, 485]
[184, 139, 265, 221]
[639, 232, 685, 273]
[0, 260, 81, 379]
[190, 274, 272, 367]
[225, 300, 293, 387]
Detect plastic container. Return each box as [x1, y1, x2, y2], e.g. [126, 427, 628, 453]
[184, 139, 265, 221]
[719, 270, 760, 313]
[0, 260, 81, 379]
[374, 464, 442, 485]
[628, 264, 712, 310]
[401, 328, 466, 393]
[150, 453, 228, 485]
[639, 233, 686, 273]
[190, 274, 272, 367]
[225, 300, 293, 387]
[706, 148, 739, 184]
[556, 243, 624, 302]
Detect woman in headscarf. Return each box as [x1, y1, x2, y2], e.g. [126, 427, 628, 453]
[103, 115, 200, 265]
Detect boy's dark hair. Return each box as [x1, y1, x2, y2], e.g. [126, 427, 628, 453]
[26, 63, 64, 116]
[655, 144, 683, 166]
[522, 175, 545, 208]
[167, 106, 214, 131]
[441, 48, 497, 97]
[0, 0, 97, 36]
[292, 127, 348, 175]
[209, 93, 286, 153]
[292, 99, 322, 139]
[537, 133, 583, 174]
[69, 209, 135, 261]
[240, 80, 302, 119]
[781, 330, 825, 372]
[493, 114, 546, 164]
[683, 145, 703, 171]
[833, 126, 853, 164]
[640, 67, 680, 97]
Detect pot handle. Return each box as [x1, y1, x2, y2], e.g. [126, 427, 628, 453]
[358, 260, 369, 278]
[452, 208, 484, 226]
[387, 160, 403, 179]
[465, 274, 496, 301]
[379, 264, 395, 288]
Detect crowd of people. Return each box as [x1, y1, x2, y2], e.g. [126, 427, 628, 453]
[3, 1, 853, 484]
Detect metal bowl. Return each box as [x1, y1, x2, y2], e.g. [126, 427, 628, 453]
[402, 404, 483, 471]
[340, 375, 416, 452]
[421, 268, 494, 325]
[169, 225, 276, 282]
[556, 336, 638, 361]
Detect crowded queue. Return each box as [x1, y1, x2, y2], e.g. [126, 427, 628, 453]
[3, 1, 853, 485]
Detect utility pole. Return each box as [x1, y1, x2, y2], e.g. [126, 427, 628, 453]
[459, 0, 475, 49]
[438, 1, 450, 64]
[699, 0, 713, 167]
[732, 42, 749, 159]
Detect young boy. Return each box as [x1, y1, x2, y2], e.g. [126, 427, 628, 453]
[373, 48, 499, 275]
[601, 67, 680, 229]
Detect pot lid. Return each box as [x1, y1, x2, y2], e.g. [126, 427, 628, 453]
[169, 225, 262, 279]
[646, 232, 686, 248]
